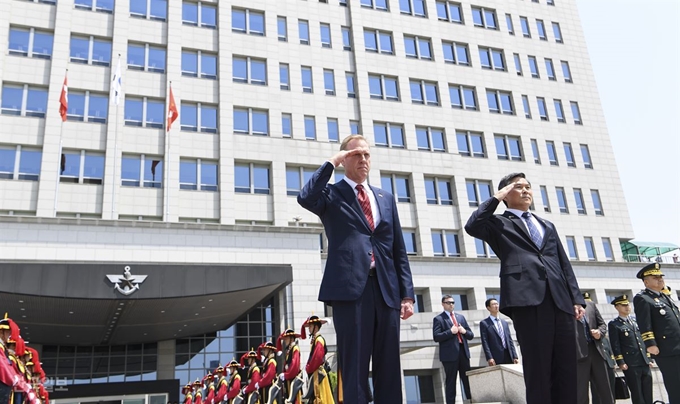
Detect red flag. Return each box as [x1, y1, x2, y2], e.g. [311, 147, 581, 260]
[59, 75, 68, 122]
[167, 85, 178, 131]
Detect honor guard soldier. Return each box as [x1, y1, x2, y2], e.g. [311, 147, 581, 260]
[633, 263, 680, 403]
[6, 335, 27, 404]
[301, 316, 334, 404]
[192, 379, 203, 404]
[182, 384, 193, 404]
[609, 295, 653, 404]
[203, 372, 215, 404]
[277, 328, 301, 404]
[240, 349, 261, 403]
[225, 360, 242, 404]
[213, 366, 228, 404]
[256, 342, 277, 404]
[0, 315, 14, 404]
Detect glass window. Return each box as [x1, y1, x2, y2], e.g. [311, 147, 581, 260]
[180, 160, 198, 190]
[232, 8, 264, 35]
[546, 141, 558, 165]
[26, 87, 48, 117]
[531, 139, 540, 164]
[540, 186, 550, 212]
[522, 95, 532, 119]
[16, 149, 42, 181]
[564, 143, 575, 167]
[346, 73, 356, 98]
[342, 27, 352, 50]
[304, 116, 316, 140]
[323, 70, 336, 95]
[279, 63, 290, 90]
[320, 23, 332, 48]
[506, 14, 514, 35]
[277, 17, 287, 41]
[466, 179, 492, 206]
[368, 74, 399, 101]
[580, 144, 593, 168]
[487, 90, 514, 115]
[299, 20, 310, 45]
[403, 231, 417, 254]
[181, 51, 198, 76]
[574, 188, 586, 214]
[350, 120, 360, 135]
[556, 187, 568, 213]
[585, 237, 596, 260]
[471, 6, 497, 29]
[561, 61, 572, 83]
[602, 238, 613, 261]
[234, 110, 250, 133]
[528, 56, 539, 78]
[520, 16, 531, 37]
[554, 99, 566, 123]
[545, 58, 556, 80]
[182, 2, 198, 25]
[552, 22, 563, 43]
[301, 67, 313, 93]
[327, 118, 339, 142]
[591, 190, 604, 216]
[536, 19, 547, 40]
[537, 97, 548, 121]
[281, 113, 292, 138]
[566, 236, 578, 259]
[571, 102, 582, 124]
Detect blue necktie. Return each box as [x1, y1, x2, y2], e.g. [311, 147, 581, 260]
[495, 318, 506, 348]
[521, 212, 543, 247]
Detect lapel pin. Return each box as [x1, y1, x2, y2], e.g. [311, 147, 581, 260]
[378, 193, 383, 197]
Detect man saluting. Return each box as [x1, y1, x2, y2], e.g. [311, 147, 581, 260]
[465, 172, 585, 404]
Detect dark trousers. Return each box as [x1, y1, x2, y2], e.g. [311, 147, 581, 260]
[333, 275, 401, 404]
[591, 364, 615, 404]
[655, 355, 680, 404]
[512, 285, 578, 404]
[0, 384, 10, 404]
[442, 344, 472, 404]
[623, 365, 653, 404]
[577, 342, 613, 404]
[497, 348, 514, 365]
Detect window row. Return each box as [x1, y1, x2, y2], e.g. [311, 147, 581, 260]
[0, 147, 604, 218]
[566, 236, 615, 261]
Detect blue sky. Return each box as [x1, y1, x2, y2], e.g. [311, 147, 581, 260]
[575, 0, 680, 248]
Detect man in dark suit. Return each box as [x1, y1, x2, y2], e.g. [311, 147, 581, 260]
[297, 135, 415, 404]
[575, 299, 614, 404]
[591, 335, 617, 404]
[480, 298, 519, 366]
[465, 172, 586, 404]
[433, 295, 474, 404]
[633, 263, 680, 403]
[608, 294, 653, 404]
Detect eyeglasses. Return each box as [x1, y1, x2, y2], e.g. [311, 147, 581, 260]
[443, 301, 455, 305]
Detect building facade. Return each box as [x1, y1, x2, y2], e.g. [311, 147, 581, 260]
[1, 0, 678, 403]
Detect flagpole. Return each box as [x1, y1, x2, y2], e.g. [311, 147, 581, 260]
[111, 54, 121, 219]
[54, 69, 68, 217]
[164, 81, 171, 222]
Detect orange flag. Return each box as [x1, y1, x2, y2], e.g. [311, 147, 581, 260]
[167, 85, 178, 131]
[59, 75, 68, 122]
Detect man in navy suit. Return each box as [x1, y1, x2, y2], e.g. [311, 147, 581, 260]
[297, 135, 415, 404]
[480, 298, 519, 366]
[433, 294, 474, 404]
[465, 172, 585, 404]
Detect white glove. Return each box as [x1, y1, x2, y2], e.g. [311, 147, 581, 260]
[254, 382, 259, 390]
[279, 374, 285, 381]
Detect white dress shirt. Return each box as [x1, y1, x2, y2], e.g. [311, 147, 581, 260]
[506, 208, 545, 238]
[343, 177, 381, 227]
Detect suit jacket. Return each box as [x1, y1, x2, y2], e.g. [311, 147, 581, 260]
[297, 162, 414, 309]
[575, 301, 608, 361]
[433, 311, 474, 362]
[480, 316, 518, 362]
[464, 197, 585, 317]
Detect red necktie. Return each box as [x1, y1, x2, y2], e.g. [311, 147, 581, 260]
[356, 185, 374, 230]
[451, 312, 463, 343]
[356, 184, 375, 266]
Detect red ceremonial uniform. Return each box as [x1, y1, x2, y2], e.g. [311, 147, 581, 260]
[305, 335, 326, 375]
[259, 357, 276, 388]
[203, 383, 214, 404]
[213, 376, 228, 403]
[243, 366, 260, 395]
[183, 392, 193, 404]
[283, 343, 301, 404]
[225, 373, 241, 401]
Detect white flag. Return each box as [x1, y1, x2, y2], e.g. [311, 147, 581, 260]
[111, 56, 122, 105]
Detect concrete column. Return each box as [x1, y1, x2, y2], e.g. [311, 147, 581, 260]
[157, 339, 176, 380]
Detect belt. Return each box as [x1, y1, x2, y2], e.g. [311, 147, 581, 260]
[368, 267, 376, 277]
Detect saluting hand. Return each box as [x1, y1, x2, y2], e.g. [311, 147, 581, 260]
[494, 183, 515, 202]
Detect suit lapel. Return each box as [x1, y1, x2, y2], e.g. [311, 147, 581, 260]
[503, 212, 535, 248]
[368, 185, 386, 227]
[532, 213, 553, 249]
[335, 180, 372, 232]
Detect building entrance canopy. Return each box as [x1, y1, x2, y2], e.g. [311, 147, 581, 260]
[0, 262, 292, 346]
